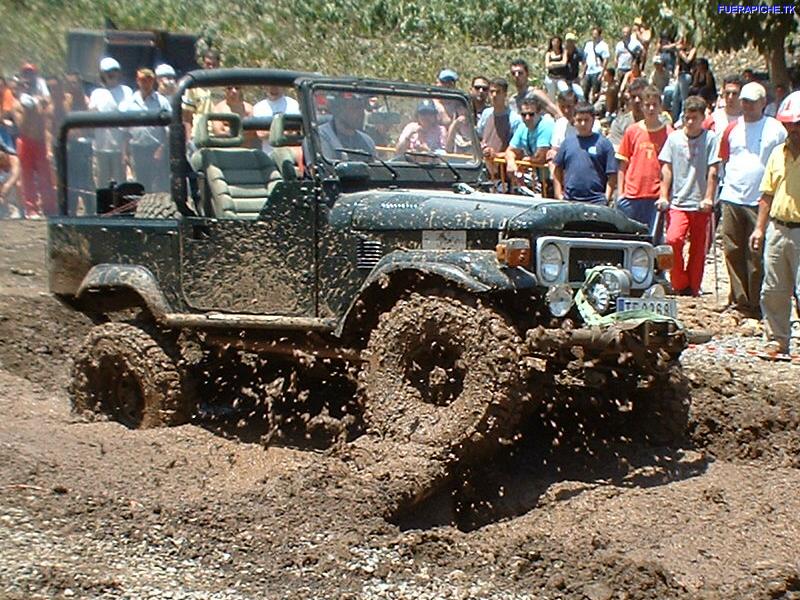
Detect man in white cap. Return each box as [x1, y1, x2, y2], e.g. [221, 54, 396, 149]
[88, 57, 133, 191]
[717, 81, 786, 320]
[154, 64, 178, 100]
[749, 91, 800, 356]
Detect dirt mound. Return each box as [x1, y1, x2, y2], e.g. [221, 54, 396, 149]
[0, 294, 93, 391]
[685, 352, 800, 467]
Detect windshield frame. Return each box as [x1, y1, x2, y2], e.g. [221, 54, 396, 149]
[298, 78, 483, 185]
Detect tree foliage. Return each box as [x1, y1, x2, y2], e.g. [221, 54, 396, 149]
[637, 0, 797, 81]
[0, 0, 793, 83]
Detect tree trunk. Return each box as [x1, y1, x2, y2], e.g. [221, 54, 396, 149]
[765, 42, 790, 86]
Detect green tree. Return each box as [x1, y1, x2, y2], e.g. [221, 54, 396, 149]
[640, 0, 798, 84]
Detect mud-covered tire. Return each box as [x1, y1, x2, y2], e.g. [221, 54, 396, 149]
[134, 192, 181, 219]
[358, 293, 526, 458]
[70, 322, 193, 428]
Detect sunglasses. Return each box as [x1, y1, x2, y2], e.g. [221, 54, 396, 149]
[520, 111, 537, 117]
[473, 85, 488, 91]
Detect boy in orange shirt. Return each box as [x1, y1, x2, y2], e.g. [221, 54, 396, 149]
[616, 85, 672, 239]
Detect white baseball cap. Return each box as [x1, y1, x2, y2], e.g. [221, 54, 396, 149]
[155, 63, 176, 78]
[99, 57, 121, 72]
[740, 82, 766, 102]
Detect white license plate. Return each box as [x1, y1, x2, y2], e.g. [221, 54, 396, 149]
[615, 297, 678, 318]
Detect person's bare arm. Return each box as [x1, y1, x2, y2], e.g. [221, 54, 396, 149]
[658, 161, 672, 211]
[531, 146, 549, 164]
[395, 123, 420, 155]
[0, 153, 19, 212]
[445, 116, 464, 153]
[531, 89, 563, 119]
[617, 159, 627, 198]
[606, 173, 617, 205]
[701, 163, 719, 212]
[505, 146, 523, 181]
[553, 164, 564, 199]
[749, 193, 773, 252]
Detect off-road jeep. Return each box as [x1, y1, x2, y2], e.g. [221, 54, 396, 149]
[49, 68, 695, 463]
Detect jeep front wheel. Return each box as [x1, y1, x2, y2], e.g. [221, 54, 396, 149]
[71, 322, 193, 428]
[358, 293, 526, 459]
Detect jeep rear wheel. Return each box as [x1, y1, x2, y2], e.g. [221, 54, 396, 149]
[71, 322, 193, 428]
[358, 293, 526, 459]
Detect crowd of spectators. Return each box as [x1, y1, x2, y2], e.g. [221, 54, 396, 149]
[1, 22, 799, 355]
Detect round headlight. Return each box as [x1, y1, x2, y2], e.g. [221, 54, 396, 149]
[630, 247, 650, 284]
[587, 281, 611, 314]
[546, 284, 573, 317]
[540, 243, 563, 283]
[600, 268, 631, 297]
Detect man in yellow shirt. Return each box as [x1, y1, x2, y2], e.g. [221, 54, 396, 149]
[749, 91, 800, 356]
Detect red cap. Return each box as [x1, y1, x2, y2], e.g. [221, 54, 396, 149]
[776, 91, 800, 124]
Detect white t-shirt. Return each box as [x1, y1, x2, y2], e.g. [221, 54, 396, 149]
[615, 39, 643, 71]
[718, 116, 787, 206]
[252, 95, 301, 153]
[583, 40, 610, 76]
[88, 85, 133, 112]
[550, 116, 600, 150]
[88, 84, 133, 151]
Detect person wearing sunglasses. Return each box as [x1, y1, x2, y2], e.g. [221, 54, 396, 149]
[504, 94, 555, 190]
[469, 76, 490, 120]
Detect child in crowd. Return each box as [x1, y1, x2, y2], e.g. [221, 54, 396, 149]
[658, 96, 720, 296]
[616, 85, 672, 238]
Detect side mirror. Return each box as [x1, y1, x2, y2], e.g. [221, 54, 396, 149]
[334, 161, 370, 183]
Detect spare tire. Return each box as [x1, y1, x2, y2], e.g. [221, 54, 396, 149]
[134, 192, 181, 219]
[358, 293, 527, 460]
[71, 322, 195, 428]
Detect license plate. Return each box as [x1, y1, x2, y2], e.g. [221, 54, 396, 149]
[615, 297, 678, 318]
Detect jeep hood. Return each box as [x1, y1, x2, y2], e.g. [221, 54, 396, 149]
[337, 189, 646, 234]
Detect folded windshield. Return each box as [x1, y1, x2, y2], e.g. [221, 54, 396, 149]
[313, 88, 480, 166]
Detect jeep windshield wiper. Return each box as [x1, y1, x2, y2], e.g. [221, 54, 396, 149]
[335, 147, 398, 180]
[403, 150, 461, 181]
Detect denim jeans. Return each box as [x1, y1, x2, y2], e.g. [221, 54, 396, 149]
[616, 197, 662, 243]
[672, 72, 692, 122]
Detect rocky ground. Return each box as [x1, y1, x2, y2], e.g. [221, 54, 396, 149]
[1, 220, 799, 600]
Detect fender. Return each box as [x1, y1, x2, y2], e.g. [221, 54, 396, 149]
[77, 264, 173, 321]
[335, 249, 538, 336]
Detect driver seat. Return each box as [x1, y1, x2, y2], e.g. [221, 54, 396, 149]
[191, 113, 282, 219]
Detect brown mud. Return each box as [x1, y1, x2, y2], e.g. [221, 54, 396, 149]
[1, 220, 799, 599]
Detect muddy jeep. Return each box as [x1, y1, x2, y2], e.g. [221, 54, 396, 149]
[49, 68, 693, 460]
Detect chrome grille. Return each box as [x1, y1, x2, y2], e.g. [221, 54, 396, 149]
[356, 239, 384, 270]
[567, 247, 625, 281]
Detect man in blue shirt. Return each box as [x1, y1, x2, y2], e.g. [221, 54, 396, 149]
[505, 95, 555, 189]
[553, 102, 617, 205]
